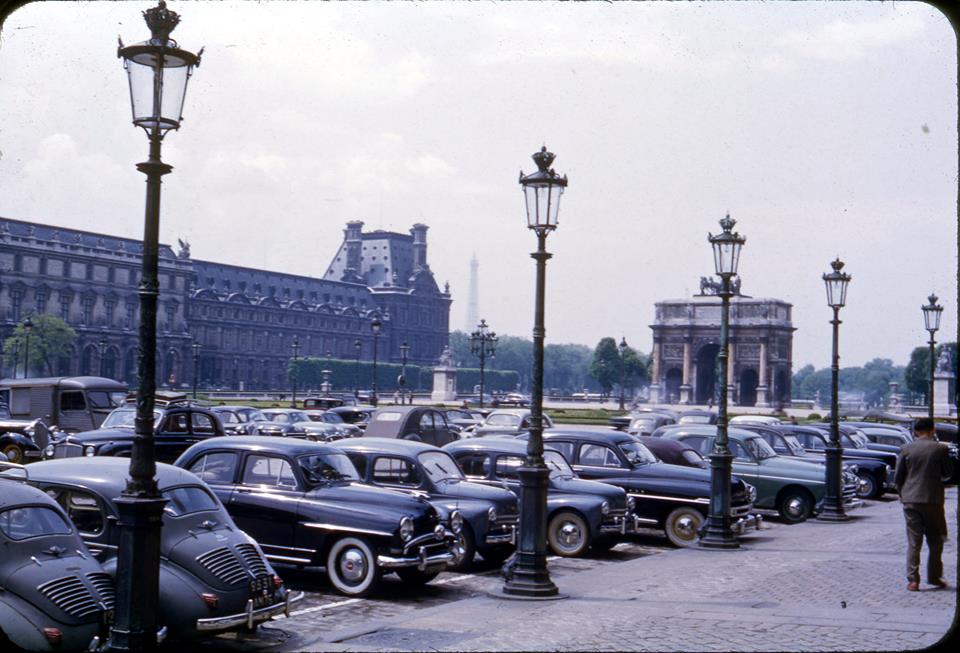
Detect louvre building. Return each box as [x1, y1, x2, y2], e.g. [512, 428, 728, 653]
[0, 217, 451, 389]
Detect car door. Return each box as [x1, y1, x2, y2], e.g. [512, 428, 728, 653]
[430, 411, 457, 446]
[42, 484, 116, 560]
[369, 456, 428, 497]
[228, 453, 301, 557]
[183, 450, 242, 506]
[416, 411, 437, 443]
[572, 442, 630, 481]
[154, 411, 192, 463]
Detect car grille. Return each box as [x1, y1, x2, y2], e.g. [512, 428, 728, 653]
[53, 443, 84, 458]
[86, 572, 116, 608]
[38, 574, 109, 618]
[235, 543, 270, 577]
[196, 547, 249, 585]
[842, 478, 858, 502]
[495, 513, 519, 526]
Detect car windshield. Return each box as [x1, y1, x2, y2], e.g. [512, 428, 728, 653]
[618, 441, 658, 465]
[88, 391, 128, 409]
[299, 453, 359, 485]
[745, 437, 777, 460]
[850, 432, 870, 448]
[782, 434, 806, 456]
[101, 407, 161, 429]
[161, 486, 220, 517]
[679, 414, 711, 424]
[544, 451, 575, 478]
[216, 410, 240, 424]
[323, 412, 344, 424]
[418, 451, 464, 482]
[0, 506, 73, 540]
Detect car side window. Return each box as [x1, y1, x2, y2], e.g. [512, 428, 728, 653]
[372, 457, 422, 487]
[187, 451, 239, 484]
[48, 488, 105, 535]
[191, 413, 216, 434]
[166, 413, 189, 433]
[60, 391, 86, 411]
[495, 455, 525, 480]
[578, 444, 622, 468]
[432, 411, 448, 429]
[345, 453, 368, 478]
[764, 433, 789, 454]
[679, 436, 708, 454]
[729, 440, 752, 462]
[419, 412, 434, 430]
[546, 441, 575, 462]
[456, 453, 491, 479]
[242, 455, 298, 489]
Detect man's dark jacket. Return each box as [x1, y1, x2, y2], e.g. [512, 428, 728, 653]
[895, 438, 953, 505]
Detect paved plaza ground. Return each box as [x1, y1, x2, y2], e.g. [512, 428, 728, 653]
[203, 488, 958, 652]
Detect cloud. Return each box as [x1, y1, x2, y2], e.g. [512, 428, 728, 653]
[776, 12, 927, 62]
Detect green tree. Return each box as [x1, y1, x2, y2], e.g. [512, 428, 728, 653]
[3, 314, 77, 377]
[904, 342, 956, 404]
[588, 337, 647, 397]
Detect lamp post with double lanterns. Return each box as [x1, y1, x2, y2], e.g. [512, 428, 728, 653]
[22, 316, 33, 379]
[922, 293, 943, 420]
[470, 319, 498, 409]
[191, 342, 201, 399]
[290, 336, 301, 408]
[113, 2, 201, 649]
[618, 337, 628, 411]
[371, 316, 382, 406]
[502, 145, 567, 598]
[698, 215, 745, 549]
[819, 257, 852, 522]
[399, 340, 410, 404]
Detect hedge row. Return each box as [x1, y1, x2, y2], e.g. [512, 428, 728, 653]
[289, 357, 519, 393]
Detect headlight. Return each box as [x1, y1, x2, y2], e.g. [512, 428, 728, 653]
[626, 495, 636, 511]
[399, 516, 414, 542]
[44, 444, 55, 458]
[487, 506, 498, 524]
[84, 446, 96, 457]
[600, 501, 611, 515]
[746, 483, 757, 502]
[450, 510, 464, 534]
[885, 464, 892, 475]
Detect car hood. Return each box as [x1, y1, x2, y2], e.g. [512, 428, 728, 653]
[67, 428, 135, 443]
[301, 482, 438, 524]
[551, 476, 626, 507]
[432, 479, 518, 514]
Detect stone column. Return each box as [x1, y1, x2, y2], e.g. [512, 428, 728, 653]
[679, 339, 693, 405]
[756, 340, 770, 407]
[649, 341, 662, 404]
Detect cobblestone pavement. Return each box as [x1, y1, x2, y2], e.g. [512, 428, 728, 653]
[194, 489, 957, 652]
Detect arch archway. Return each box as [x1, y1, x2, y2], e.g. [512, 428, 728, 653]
[79, 345, 96, 376]
[695, 344, 720, 404]
[103, 347, 119, 380]
[739, 368, 759, 407]
[124, 348, 138, 385]
[664, 368, 683, 405]
[774, 369, 789, 407]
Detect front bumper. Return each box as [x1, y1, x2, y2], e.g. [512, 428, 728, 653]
[731, 512, 763, 534]
[378, 529, 458, 570]
[195, 590, 304, 632]
[599, 511, 643, 535]
[484, 524, 517, 545]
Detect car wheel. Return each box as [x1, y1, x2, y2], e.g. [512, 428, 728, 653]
[663, 507, 704, 547]
[326, 537, 380, 597]
[1, 443, 24, 464]
[547, 511, 590, 557]
[395, 566, 442, 586]
[447, 524, 477, 572]
[777, 488, 813, 524]
[856, 472, 882, 500]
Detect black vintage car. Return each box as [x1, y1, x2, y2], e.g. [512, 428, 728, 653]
[633, 435, 708, 469]
[0, 467, 114, 651]
[174, 437, 459, 597]
[0, 415, 54, 464]
[255, 408, 344, 441]
[799, 424, 899, 469]
[537, 428, 760, 545]
[363, 407, 460, 446]
[330, 438, 519, 568]
[45, 396, 227, 463]
[13, 457, 300, 641]
[444, 438, 640, 556]
[328, 406, 376, 430]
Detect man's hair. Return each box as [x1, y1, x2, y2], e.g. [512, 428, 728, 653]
[915, 417, 935, 433]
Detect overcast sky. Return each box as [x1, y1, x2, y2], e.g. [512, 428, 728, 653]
[0, 1, 955, 370]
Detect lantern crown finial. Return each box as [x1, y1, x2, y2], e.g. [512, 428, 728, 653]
[532, 145, 556, 172]
[830, 257, 845, 273]
[928, 292, 939, 305]
[719, 213, 736, 233]
[144, 1, 180, 44]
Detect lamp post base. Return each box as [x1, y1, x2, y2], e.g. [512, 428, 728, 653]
[502, 465, 559, 598]
[817, 510, 850, 522]
[818, 443, 848, 522]
[699, 451, 740, 549]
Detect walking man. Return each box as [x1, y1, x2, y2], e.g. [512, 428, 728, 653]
[895, 417, 953, 591]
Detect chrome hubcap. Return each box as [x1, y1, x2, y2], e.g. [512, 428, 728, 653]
[557, 522, 582, 549]
[674, 515, 698, 540]
[339, 548, 367, 583]
[786, 497, 804, 517]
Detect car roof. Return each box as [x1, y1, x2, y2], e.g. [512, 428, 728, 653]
[20, 458, 203, 495]
[0, 376, 127, 390]
[445, 438, 532, 456]
[0, 475, 67, 509]
[211, 405, 258, 411]
[543, 427, 635, 444]
[332, 437, 443, 456]
[487, 409, 531, 417]
[635, 435, 696, 452]
[184, 436, 342, 456]
[655, 423, 761, 440]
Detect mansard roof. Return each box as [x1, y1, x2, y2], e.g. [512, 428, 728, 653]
[0, 216, 177, 259]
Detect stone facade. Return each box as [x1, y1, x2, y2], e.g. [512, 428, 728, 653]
[649, 290, 795, 408]
[0, 217, 451, 390]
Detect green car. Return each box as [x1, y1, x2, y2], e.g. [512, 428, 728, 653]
[654, 424, 860, 523]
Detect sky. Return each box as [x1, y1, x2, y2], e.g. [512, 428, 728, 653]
[0, 0, 955, 370]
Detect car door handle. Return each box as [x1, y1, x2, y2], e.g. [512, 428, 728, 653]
[236, 488, 253, 494]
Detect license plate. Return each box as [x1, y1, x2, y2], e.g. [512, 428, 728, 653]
[248, 575, 273, 608]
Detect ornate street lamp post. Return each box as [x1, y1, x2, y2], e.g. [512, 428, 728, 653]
[290, 336, 301, 408]
[191, 342, 201, 399]
[502, 145, 567, 598]
[699, 215, 745, 549]
[354, 339, 362, 398]
[22, 316, 33, 379]
[371, 316, 382, 407]
[99, 338, 107, 377]
[399, 340, 410, 404]
[922, 293, 943, 420]
[113, 3, 200, 649]
[10, 341, 19, 378]
[819, 258, 852, 522]
[470, 319, 498, 409]
[618, 337, 628, 411]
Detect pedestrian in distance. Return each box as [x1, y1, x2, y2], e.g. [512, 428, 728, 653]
[894, 417, 954, 591]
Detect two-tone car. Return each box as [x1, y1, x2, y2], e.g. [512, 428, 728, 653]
[0, 465, 114, 652]
[363, 407, 460, 446]
[537, 429, 760, 545]
[255, 408, 345, 441]
[210, 405, 268, 436]
[444, 438, 640, 556]
[330, 438, 519, 569]
[473, 409, 555, 438]
[655, 424, 861, 523]
[10, 457, 300, 641]
[174, 437, 459, 596]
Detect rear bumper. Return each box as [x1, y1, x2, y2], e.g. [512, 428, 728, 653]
[731, 512, 763, 534]
[195, 590, 304, 632]
[599, 513, 642, 535]
[377, 548, 456, 570]
[484, 524, 517, 546]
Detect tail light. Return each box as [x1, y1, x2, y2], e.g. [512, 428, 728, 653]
[273, 575, 283, 589]
[201, 592, 219, 609]
[43, 628, 62, 646]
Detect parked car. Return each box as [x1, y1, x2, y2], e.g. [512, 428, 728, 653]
[842, 422, 913, 448]
[45, 394, 227, 463]
[473, 409, 555, 438]
[255, 408, 344, 441]
[729, 415, 783, 426]
[0, 376, 128, 433]
[303, 410, 363, 437]
[0, 415, 55, 464]
[302, 395, 357, 410]
[626, 412, 677, 437]
[633, 435, 708, 469]
[733, 423, 889, 499]
[174, 437, 459, 597]
[676, 410, 718, 425]
[444, 409, 484, 434]
[210, 405, 268, 436]
[535, 428, 760, 545]
[609, 407, 680, 431]
[805, 423, 902, 462]
[363, 407, 460, 446]
[330, 438, 519, 568]
[444, 438, 640, 555]
[10, 457, 301, 641]
[493, 393, 530, 407]
[0, 465, 114, 652]
[327, 405, 376, 430]
[655, 424, 861, 523]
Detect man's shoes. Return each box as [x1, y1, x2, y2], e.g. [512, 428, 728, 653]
[907, 582, 920, 591]
[928, 578, 948, 588]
